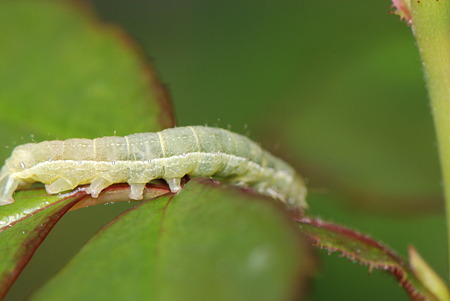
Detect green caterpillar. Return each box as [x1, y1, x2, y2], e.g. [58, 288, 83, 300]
[0, 126, 307, 208]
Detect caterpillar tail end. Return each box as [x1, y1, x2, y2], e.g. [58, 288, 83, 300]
[287, 177, 308, 210]
[0, 175, 20, 205]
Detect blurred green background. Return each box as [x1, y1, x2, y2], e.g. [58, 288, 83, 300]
[3, 0, 447, 300]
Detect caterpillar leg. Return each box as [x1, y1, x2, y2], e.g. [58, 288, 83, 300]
[0, 175, 20, 205]
[45, 177, 76, 194]
[165, 178, 182, 192]
[86, 177, 112, 198]
[129, 183, 146, 200]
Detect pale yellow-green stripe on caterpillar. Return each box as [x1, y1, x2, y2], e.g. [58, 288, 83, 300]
[0, 126, 307, 208]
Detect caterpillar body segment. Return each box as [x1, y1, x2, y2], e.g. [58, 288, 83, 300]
[0, 126, 307, 208]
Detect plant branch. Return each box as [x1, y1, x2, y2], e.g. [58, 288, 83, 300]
[410, 0, 450, 280]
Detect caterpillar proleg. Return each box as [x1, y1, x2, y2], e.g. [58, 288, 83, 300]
[0, 126, 307, 208]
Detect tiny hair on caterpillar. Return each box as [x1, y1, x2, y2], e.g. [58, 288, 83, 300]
[0, 126, 307, 208]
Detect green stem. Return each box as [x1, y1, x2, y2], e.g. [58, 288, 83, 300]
[411, 0, 450, 280]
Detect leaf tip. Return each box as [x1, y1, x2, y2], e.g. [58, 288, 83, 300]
[390, 0, 413, 25]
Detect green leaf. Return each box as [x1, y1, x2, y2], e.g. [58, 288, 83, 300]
[297, 216, 439, 300]
[0, 184, 170, 299]
[0, 1, 174, 297]
[0, 189, 85, 299]
[0, 0, 174, 162]
[31, 179, 313, 301]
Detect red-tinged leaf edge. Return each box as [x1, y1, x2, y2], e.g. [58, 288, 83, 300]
[0, 183, 172, 299]
[295, 216, 439, 301]
[107, 27, 176, 129]
[72, 0, 176, 129]
[0, 194, 84, 299]
[390, 0, 412, 25]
